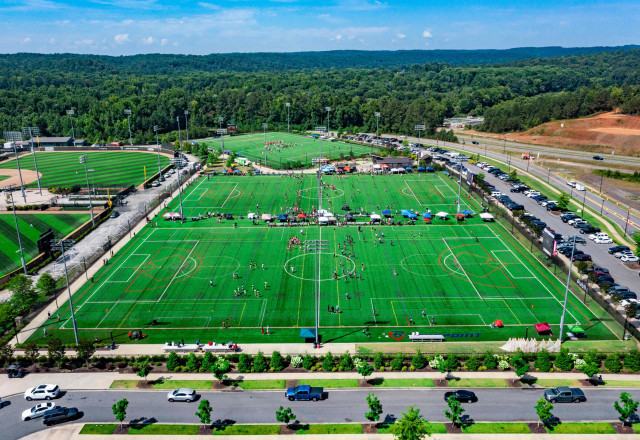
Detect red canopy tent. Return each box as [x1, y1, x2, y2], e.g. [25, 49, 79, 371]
[297, 213, 306, 218]
[423, 217, 431, 222]
[534, 322, 552, 335]
[381, 164, 389, 169]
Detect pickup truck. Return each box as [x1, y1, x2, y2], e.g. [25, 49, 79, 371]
[285, 385, 325, 402]
[543, 386, 586, 403]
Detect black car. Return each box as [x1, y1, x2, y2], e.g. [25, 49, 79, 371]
[444, 390, 477, 403]
[547, 204, 562, 211]
[472, 141, 479, 145]
[580, 226, 600, 234]
[42, 407, 80, 426]
[609, 245, 631, 255]
[593, 156, 603, 160]
[586, 265, 609, 274]
[508, 204, 524, 211]
[531, 220, 547, 229]
[595, 276, 615, 284]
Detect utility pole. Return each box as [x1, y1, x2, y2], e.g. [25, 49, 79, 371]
[375, 112, 380, 145]
[170, 157, 185, 219]
[176, 116, 181, 148]
[79, 155, 95, 227]
[51, 239, 79, 346]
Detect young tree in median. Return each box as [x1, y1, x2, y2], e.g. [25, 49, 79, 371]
[358, 363, 374, 382]
[511, 349, 530, 379]
[557, 192, 570, 211]
[390, 405, 432, 440]
[112, 398, 129, 428]
[137, 363, 152, 382]
[47, 337, 65, 367]
[211, 357, 230, 382]
[614, 392, 639, 427]
[195, 399, 212, 429]
[0, 343, 14, 367]
[534, 397, 554, 427]
[444, 395, 465, 428]
[76, 339, 96, 366]
[276, 406, 296, 429]
[365, 393, 383, 427]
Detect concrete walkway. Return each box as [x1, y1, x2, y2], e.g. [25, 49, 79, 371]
[18, 423, 638, 440]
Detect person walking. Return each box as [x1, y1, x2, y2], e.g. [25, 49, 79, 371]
[266, 325, 270, 334]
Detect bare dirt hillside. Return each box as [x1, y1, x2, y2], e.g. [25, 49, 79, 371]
[467, 112, 640, 156]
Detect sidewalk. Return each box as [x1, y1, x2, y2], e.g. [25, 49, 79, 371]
[18, 423, 637, 440]
[4, 369, 640, 398]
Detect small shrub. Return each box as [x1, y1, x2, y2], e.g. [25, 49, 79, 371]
[401, 365, 408, 372]
[409, 365, 416, 371]
[322, 352, 334, 371]
[554, 348, 574, 371]
[390, 352, 404, 371]
[302, 355, 314, 370]
[624, 350, 640, 372]
[253, 351, 268, 372]
[483, 350, 498, 370]
[534, 350, 553, 372]
[373, 352, 383, 369]
[339, 351, 354, 370]
[202, 352, 215, 371]
[604, 353, 623, 373]
[411, 349, 426, 370]
[379, 366, 385, 372]
[237, 354, 252, 373]
[429, 355, 444, 371]
[186, 353, 198, 372]
[166, 352, 180, 371]
[271, 351, 285, 371]
[464, 356, 480, 371]
[291, 355, 303, 368]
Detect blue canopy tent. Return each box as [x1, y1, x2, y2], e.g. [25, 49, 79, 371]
[426, 167, 434, 172]
[405, 167, 412, 172]
[401, 209, 411, 217]
[233, 170, 241, 174]
[417, 167, 426, 172]
[423, 213, 432, 218]
[277, 214, 288, 222]
[299, 328, 316, 338]
[461, 210, 474, 216]
[254, 170, 261, 174]
[381, 209, 391, 214]
[408, 213, 418, 219]
[443, 171, 450, 176]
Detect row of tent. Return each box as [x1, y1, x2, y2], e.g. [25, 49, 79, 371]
[372, 165, 436, 173]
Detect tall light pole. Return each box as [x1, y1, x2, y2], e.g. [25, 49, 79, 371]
[375, 112, 380, 142]
[558, 239, 577, 345]
[4, 131, 27, 202]
[262, 123, 268, 167]
[66, 110, 75, 140]
[313, 125, 327, 348]
[456, 158, 464, 214]
[176, 116, 182, 148]
[3, 185, 27, 274]
[154, 125, 163, 180]
[184, 110, 190, 143]
[23, 126, 43, 196]
[124, 109, 133, 146]
[170, 157, 185, 219]
[325, 107, 331, 135]
[79, 155, 95, 227]
[218, 116, 223, 130]
[51, 239, 79, 346]
[286, 102, 291, 133]
[415, 124, 425, 147]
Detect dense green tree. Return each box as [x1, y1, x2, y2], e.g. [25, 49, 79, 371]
[390, 405, 432, 440]
[35, 274, 57, 298]
[196, 399, 212, 428]
[365, 393, 383, 427]
[614, 392, 639, 426]
[112, 398, 129, 428]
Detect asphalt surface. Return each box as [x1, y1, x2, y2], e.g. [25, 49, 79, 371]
[1, 387, 639, 440]
[443, 137, 640, 235]
[473, 161, 640, 321]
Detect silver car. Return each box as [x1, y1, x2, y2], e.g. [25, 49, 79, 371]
[22, 402, 56, 421]
[167, 388, 196, 402]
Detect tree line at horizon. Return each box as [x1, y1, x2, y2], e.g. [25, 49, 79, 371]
[1, 49, 640, 144]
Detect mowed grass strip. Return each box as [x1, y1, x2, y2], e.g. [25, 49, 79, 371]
[212, 425, 280, 435]
[303, 379, 360, 388]
[547, 422, 616, 434]
[1, 151, 170, 188]
[536, 379, 583, 388]
[128, 424, 199, 435]
[110, 380, 139, 389]
[463, 423, 530, 433]
[373, 378, 435, 388]
[79, 424, 118, 435]
[296, 423, 363, 434]
[236, 379, 286, 390]
[448, 378, 508, 388]
[150, 380, 213, 390]
[377, 422, 447, 434]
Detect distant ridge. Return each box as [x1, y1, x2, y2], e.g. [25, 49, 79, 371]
[1, 45, 638, 73]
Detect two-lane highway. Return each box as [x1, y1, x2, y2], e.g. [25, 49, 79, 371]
[1, 387, 638, 440]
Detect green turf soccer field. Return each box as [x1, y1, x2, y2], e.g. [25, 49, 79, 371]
[31, 172, 620, 345]
[0, 213, 90, 277]
[205, 132, 376, 169]
[0, 151, 171, 189]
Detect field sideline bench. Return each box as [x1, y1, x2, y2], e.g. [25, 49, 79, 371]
[408, 333, 445, 342]
[163, 342, 239, 353]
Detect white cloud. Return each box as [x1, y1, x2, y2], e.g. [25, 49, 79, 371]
[114, 34, 129, 44]
[49, 37, 55, 44]
[336, 0, 388, 11]
[334, 34, 343, 41]
[142, 36, 154, 44]
[23, 37, 31, 43]
[89, 0, 160, 9]
[160, 38, 168, 46]
[422, 29, 432, 38]
[75, 39, 95, 45]
[198, 2, 219, 10]
[396, 33, 406, 39]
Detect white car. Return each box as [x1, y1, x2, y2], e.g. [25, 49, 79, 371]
[621, 254, 639, 263]
[541, 200, 557, 207]
[167, 388, 196, 402]
[22, 402, 56, 421]
[594, 237, 613, 244]
[589, 232, 609, 240]
[568, 218, 583, 226]
[615, 251, 635, 259]
[620, 299, 639, 309]
[24, 384, 60, 401]
[567, 180, 577, 187]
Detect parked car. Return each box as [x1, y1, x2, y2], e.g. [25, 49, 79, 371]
[594, 237, 614, 244]
[589, 232, 609, 240]
[615, 251, 636, 259]
[609, 285, 630, 294]
[568, 218, 583, 226]
[25, 385, 60, 401]
[167, 388, 196, 402]
[22, 402, 56, 421]
[609, 246, 630, 255]
[109, 210, 120, 218]
[544, 387, 586, 403]
[586, 265, 609, 274]
[619, 299, 639, 308]
[580, 226, 600, 234]
[286, 385, 326, 401]
[444, 390, 477, 403]
[562, 215, 580, 223]
[42, 407, 80, 426]
[572, 254, 592, 262]
[622, 255, 640, 263]
[573, 221, 589, 229]
[593, 156, 604, 160]
[565, 236, 587, 245]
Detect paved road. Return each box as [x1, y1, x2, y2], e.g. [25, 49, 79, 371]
[472, 162, 639, 333]
[2, 388, 639, 440]
[436, 139, 640, 237]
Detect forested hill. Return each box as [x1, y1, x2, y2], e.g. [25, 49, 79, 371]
[1, 45, 639, 73]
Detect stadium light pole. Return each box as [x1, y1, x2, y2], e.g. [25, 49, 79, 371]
[3, 185, 27, 274]
[262, 123, 268, 167]
[51, 238, 79, 346]
[4, 131, 26, 201]
[414, 124, 425, 147]
[170, 158, 185, 220]
[66, 110, 75, 140]
[218, 116, 223, 130]
[325, 107, 331, 135]
[124, 109, 133, 146]
[154, 125, 162, 180]
[286, 102, 291, 133]
[456, 157, 464, 214]
[375, 112, 380, 142]
[218, 116, 224, 153]
[176, 116, 182, 148]
[184, 110, 190, 143]
[23, 126, 43, 196]
[558, 239, 577, 345]
[79, 155, 95, 227]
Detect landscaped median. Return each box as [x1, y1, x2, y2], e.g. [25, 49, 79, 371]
[78, 421, 635, 435]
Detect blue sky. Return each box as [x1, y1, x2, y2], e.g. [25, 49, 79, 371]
[0, 0, 637, 55]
